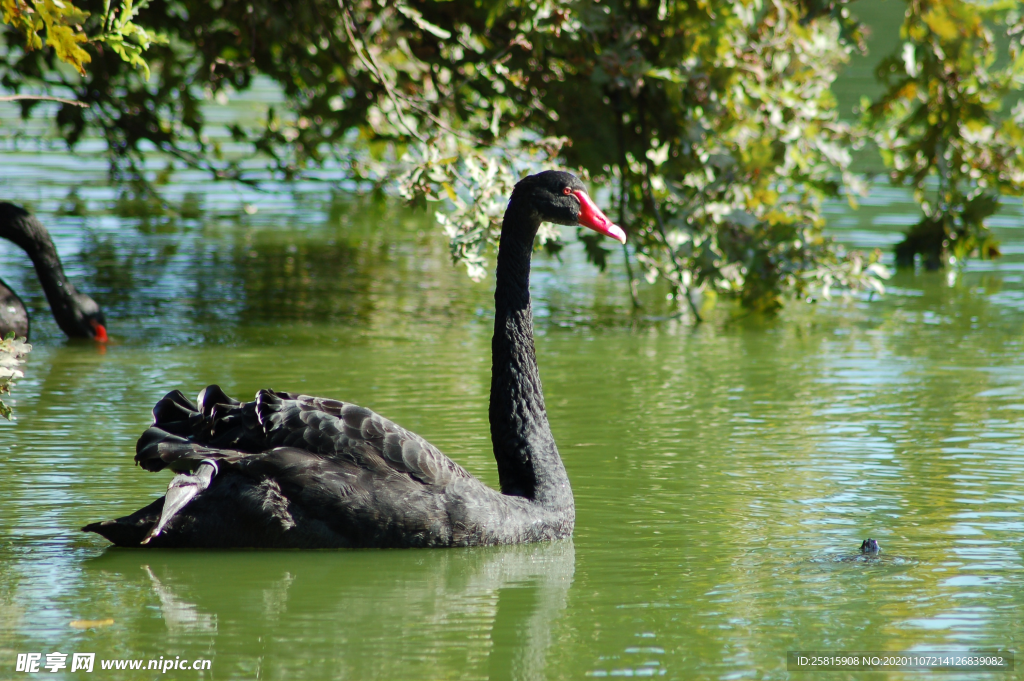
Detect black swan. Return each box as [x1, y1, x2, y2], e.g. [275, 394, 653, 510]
[84, 171, 625, 548]
[0, 202, 107, 341]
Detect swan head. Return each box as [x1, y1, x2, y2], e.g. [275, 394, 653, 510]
[72, 291, 108, 342]
[513, 171, 626, 244]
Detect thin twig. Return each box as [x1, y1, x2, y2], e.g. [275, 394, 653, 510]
[312, 2, 474, 144]
[339, 0, 427, 143]
[643, 172, 703, 323]
[618, 163, 641, 308]
[615, 105, 642, 309]
[347, 15, 474, 142]
[0, 95, 88, 108]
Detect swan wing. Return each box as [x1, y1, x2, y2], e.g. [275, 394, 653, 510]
[255, 390, 472, 487]
[135, 386, 474, 491]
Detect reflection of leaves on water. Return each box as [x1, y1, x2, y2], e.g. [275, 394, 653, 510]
[29, 195, 492, 344]
[69, 618, 115, 629]
[80, 232, 180, 311]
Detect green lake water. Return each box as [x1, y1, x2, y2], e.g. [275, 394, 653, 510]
[3, 6, 1024, 678]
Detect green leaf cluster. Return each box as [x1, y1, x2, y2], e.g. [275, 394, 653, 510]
[537, 0, 880, 312]
[92, 0, 166, 80]
[864, 0, 1024, 269]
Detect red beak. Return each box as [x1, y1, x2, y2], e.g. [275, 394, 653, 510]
[91, 322, 108, 343]
[574, 190, 626, 244]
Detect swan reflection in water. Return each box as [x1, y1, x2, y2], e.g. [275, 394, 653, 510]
[85, 541, 574, 680]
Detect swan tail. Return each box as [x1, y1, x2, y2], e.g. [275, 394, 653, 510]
[253, 389, 320, 434]
[82, 497, 164, 547]
[150, 390, 201, 437]
[83, 461, 220, 547]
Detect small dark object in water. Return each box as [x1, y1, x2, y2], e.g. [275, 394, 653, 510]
[815, 537, 913, 565]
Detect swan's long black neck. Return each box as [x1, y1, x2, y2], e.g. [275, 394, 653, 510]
[0, 205, 93, 338]
[489, 198, 573, 511]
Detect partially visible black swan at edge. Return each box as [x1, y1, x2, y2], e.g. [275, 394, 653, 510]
[0, 202, 107, 342]
[84, 171, 625, 548]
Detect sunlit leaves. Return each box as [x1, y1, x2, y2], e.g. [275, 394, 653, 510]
[2, 0, 92, 74]
[402, 136, 569, 280]
[542, 0, 883, 310]
[47, 24, 91, 73]
[865, 0, 1024, 268]
[0, 0, 162, 78]
[0, 335, 31, 421]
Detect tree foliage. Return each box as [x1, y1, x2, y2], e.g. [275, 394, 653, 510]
[3, 0, 895, 312]
[543, 0, 883, 311]
[865, 0, 1024, 270]
[394, 0, 892, 311]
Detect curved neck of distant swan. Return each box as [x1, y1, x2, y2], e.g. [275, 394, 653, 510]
[0, 206, 93, 338]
